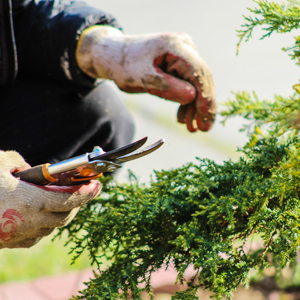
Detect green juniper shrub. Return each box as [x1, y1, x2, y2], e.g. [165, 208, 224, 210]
[55, 1, 300, 299]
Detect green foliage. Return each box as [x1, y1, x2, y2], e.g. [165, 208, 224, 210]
[55, 0, 300, 299]
[57, 137, 300, 300]
[220, 85, 300, 138]
[237, 0, 300, 61]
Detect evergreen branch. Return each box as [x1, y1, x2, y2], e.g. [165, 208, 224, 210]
[221, 86, 300, 137]
[52, 1, 300, 298]
[237, 0, 300, 53]
[56, 137, 300, 299]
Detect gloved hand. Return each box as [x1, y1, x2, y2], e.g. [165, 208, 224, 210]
[76, 26, 216, 132]
[0, 151, 101, 249]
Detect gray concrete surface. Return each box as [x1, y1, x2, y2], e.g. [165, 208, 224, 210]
[85, 0, 300, 182]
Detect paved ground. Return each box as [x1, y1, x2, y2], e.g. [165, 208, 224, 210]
[0, 266, 268, 300]
[0, 269, 92, 300]
[0, 267, 197, 300]
[0, 267, 268, 300]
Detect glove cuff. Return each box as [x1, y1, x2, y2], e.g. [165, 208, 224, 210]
[76, 25, 124, 79]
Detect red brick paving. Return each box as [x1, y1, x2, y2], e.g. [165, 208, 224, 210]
[0, 265, 271, 300]
[0, 269, 95, 300]
[32, 272, 83, 300]
[0, 281, 47, 300]
[0, 267, 188, 300]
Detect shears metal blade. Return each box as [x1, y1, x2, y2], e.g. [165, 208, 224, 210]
[14, 137, 165, 186]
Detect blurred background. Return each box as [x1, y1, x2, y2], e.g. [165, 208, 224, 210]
[1, 1, 300, 299]
[85, 0, 300, 182]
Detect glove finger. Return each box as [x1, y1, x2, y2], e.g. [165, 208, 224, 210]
[0, 151, 29, 172]
[165, 53, 195, 81]
[152, 54, 196, 105]
[191, 67, 216, 131]
[196, 113, 215, 132]
[42, 208, 79, 228]
[40, 180, 101, 212]
[153, 52, 216, 134]
[26, 208, 79, 230]
[177, 104, 188, 124]
[163, 50, 216, 132]
[185, 103, 198, 133]
[147, 72, 196, 105]
[1, 237, 42, 249]
[13, 180, 101, 213]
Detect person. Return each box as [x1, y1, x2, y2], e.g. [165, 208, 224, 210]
[0, 0, 216, 248]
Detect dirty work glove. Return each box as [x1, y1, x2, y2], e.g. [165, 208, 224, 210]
[0, 151, 101, 249]
[76, 25, 216, 132]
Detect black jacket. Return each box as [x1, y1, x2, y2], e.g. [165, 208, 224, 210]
[0, 0, 17, 86]
[0, 0, 121, 88]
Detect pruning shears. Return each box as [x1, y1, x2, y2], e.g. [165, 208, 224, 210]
[14, 137, 164, 186]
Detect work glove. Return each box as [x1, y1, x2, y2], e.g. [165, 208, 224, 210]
[76, 26, 216, 132]
[0, 151, 101, 249]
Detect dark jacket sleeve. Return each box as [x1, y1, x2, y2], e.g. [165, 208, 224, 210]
[13, 0, 122, 87]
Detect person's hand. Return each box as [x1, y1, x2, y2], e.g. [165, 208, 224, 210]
[0, 150, 101, 249]
[76, 26, 216, 132]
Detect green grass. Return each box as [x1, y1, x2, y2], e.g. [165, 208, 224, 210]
[0, 231, 92, 283]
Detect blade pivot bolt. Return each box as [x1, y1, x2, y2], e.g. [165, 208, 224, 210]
[107, 165, 117, 172]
